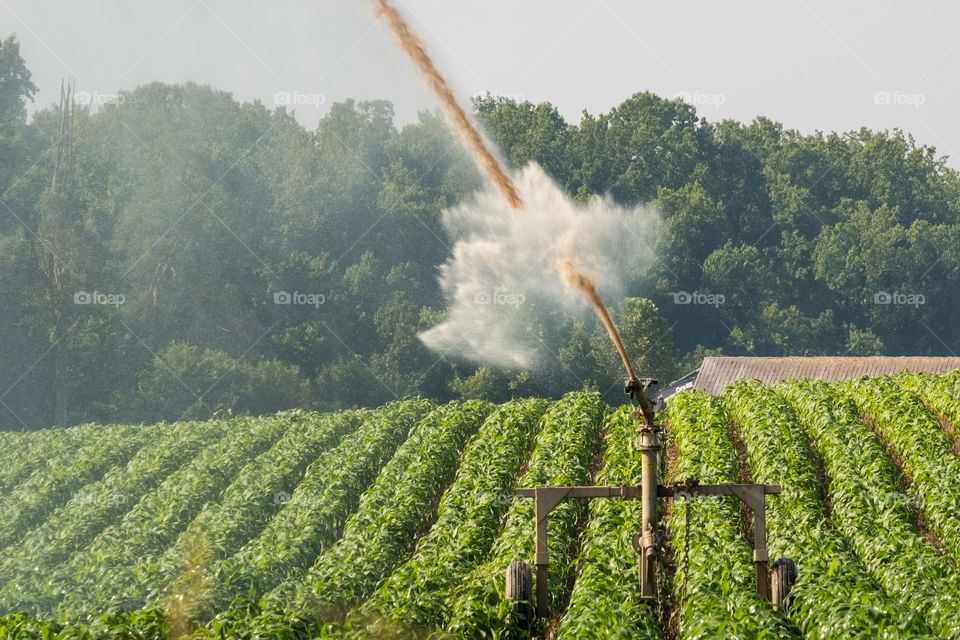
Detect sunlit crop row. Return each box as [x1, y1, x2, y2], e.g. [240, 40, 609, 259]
[369, 397, 549, 629]
[841, 376, 960, 559]
[0, 417, 228, 614]
[214, 399, 433, 612]
[0, 422, 152, 554]
[668, 389, 795, 640]
[50, 413, 294, 619]
[2, 376, 960, 639]
[556, 405, 661, 640]
[267, 400, 492, 614]
[135, 409, 366, 612]
[726, 380, 933, 639]
[896, 370, 960, 436]
[444, 391, 605, 639]
[781, 379, 960, 638]
[0, 423, 105, 495]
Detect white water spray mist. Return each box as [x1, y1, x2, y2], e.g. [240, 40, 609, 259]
[419, 163, 661, 370]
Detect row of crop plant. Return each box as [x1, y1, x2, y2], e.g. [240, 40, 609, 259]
[726, 380, 936, 639]
[1, 375, 958, 639]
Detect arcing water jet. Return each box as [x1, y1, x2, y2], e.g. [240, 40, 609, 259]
[563, 260, 638, 384]
[369, 0, 523, 209]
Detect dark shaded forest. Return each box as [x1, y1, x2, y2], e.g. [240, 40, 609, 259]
[1, 34, 958, 428]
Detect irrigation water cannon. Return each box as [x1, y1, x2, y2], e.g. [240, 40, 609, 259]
[507, 293, 797, 631]
[360, 3, 798, 625]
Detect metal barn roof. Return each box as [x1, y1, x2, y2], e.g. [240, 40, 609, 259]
[689, 356, 960, 396]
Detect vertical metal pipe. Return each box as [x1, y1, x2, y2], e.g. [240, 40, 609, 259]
[641, 436, 658, 537]
[637, 415, 659, 599]
[627, 380, 661, 600]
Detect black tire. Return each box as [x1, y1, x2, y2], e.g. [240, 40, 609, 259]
[505, 560, 533, 634]
[771, 557, 798, 611]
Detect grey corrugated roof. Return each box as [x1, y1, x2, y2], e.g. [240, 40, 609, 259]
[691, 356, 960, 396]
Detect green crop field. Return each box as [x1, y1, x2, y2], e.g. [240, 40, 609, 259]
[1, 372, 959, 639]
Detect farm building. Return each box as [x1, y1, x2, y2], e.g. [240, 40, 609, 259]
[657, 356, 960, 408]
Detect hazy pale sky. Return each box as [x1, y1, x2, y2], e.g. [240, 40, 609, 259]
[4, 1, 959, 164]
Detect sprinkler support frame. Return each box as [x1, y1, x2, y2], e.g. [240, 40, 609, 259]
[513, 378, 781, 618]
[513, 483, 779, 617]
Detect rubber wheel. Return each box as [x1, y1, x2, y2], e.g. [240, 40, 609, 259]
[771, 557, 798, 611]
[505, 560, 533, 634]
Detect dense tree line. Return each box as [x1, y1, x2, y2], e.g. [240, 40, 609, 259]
[1, 35, 957, 428]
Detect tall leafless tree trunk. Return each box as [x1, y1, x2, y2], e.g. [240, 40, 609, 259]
[42, 81, 75, 427]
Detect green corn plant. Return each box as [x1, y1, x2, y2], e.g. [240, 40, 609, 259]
[0, 422, 154, 554]
[136, 409, 366, 613]
[214, 399, 433, 612]
[6, 384, 959, 640]
[668, 390, 797, 640]
[367, 397, 549, 629]
[0, 608, 168, 639]
[725, 380, 934, 639]
[444, 391, 606, 639]
[895, 371, 960, 452]
[781, 378, 960, 638]
[47, 413, 293, 620]
[0, 423, 103, 495]
[555, 405, 662, 640]
[841, 376, 960, 559]
[0, 418, 229, 613]
[266, 400, 493, 615]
